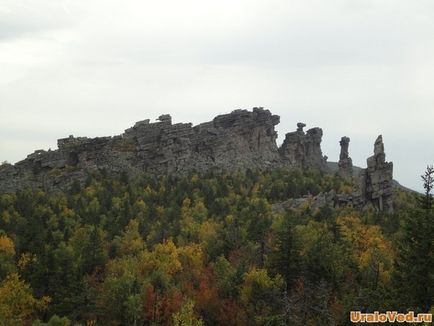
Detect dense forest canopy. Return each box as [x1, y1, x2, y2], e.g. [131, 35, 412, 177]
[0, 168, 432, 325]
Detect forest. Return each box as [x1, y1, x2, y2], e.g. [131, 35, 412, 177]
[0, 167, 432, 325]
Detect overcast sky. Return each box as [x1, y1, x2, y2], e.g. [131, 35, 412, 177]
[1, 0, 433, 190]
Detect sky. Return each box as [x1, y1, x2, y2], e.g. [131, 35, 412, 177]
[1, 0, 433, 191]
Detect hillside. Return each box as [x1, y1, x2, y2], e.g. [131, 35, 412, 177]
[0, 167, 432, 325]
[0, 109, 431, 326]
[0, 108, 394, 213]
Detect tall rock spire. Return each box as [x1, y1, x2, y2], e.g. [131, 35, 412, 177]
[366, 135, 393, 211]
[353, 135, 394, 212]
[337, 136, 353, 179]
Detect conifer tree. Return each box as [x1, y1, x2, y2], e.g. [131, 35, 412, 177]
[394, 165, 434, 312]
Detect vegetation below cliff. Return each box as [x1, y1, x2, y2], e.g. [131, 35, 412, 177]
[0, 168, 432, 325]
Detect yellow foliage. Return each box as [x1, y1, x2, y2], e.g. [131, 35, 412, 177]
[337, 215, 394, 284]
[340, 184, 353, 194]
[18, 253, 37, 269]
[178, 244, 204, 278]
[61, 207, 76, 219]
[0, 273, 50, 325]
[118, 219, 144, 256]
[240, 268, 283, 306]
[139, 240, 182, 277]
[0, 235, 15, 256]
[198, 219, 220, 244]
[172, 300, 204, 326]
[134, 199, 147, 213]
[84, 186, 97, 198]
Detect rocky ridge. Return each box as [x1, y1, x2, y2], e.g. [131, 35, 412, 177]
[0, 108, 394, 211]
[274, 134, 394, 212]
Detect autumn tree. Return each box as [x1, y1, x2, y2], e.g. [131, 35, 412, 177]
[0, 235, 16, 280]
[239, 268, 285, 324]
[172, 300, 204, 326]
[0, 273, 50, 325]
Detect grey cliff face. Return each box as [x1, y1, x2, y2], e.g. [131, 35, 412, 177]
[279, 123, 327, 171]
[0, 108, 287, 192]
[337, 136, 353, 179]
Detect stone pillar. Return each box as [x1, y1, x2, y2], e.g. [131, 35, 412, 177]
[337, 136, 353, 179]
[353, 135, 394, 212]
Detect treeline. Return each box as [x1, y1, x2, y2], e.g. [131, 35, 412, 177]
[0, 168, 432, 325]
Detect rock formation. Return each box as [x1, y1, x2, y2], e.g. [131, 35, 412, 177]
[0, 107, 394, 213]
[279, 123, 327, 171]
[337, 136, 353, 179]
[0, 108, 286, 192]
[273, 135, 394, 213]
[353, 135, 394, 212]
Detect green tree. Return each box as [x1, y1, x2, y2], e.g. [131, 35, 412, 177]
[267, 213, 301, 291]
[394, 166, 434, 312]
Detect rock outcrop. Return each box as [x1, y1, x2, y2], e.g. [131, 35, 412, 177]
[337, 136, 353, 179]
[272, 190, 353, 212]
[279, 123, 327, 171]
[353, 135, 394, 212]
[0, 107, 394, 212]
[274, 135, 394, 213]
[0, 108, 287, 192]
